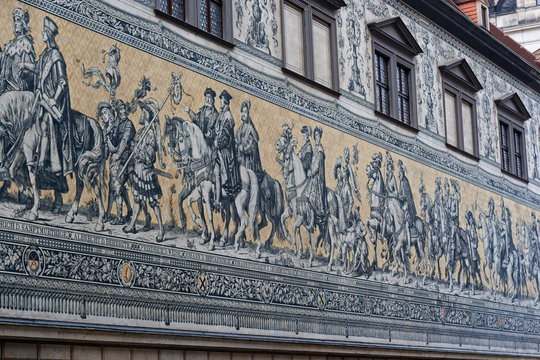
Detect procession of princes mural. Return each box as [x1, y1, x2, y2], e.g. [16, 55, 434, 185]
[1, 7, 540, 305]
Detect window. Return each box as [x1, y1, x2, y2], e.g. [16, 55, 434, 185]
[480, 5, 488, 29]
[496, 93, 530, 180]
[281, 0, 344, 92]
[439, 59, 482, 157]
[156, 0, 232, 42]
[369, 17, 423, 129]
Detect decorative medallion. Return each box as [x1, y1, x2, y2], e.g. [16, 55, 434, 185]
[260, 282, 273, 304]
[365, 296, 371, 314]
[196, 271, 209, 296]
[117, 260, 136, 287]
[317, 290, 327, 310]
[24, 246, 43, 277]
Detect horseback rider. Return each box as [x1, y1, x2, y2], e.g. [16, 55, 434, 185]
[0, 8, 35, 93]
[184, 87, 218, 148]
[334, 157, 353, 224]
[236, 99, 263, 181]
[214, 90, 241, 209]
[447, 179, 461, 271]
[18, 16, 73, 191]
[398, 159, 416, 252]
[0, 8, 36, 177]
[303, 126, 327, 230]
[298, 125, 312, 174]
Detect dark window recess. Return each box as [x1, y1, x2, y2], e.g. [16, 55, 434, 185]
[368, 17, 422, 129]
[396, 64, 410, 125]
[375, 53, 389, 115]
[496, 93, 531, 181]
[155, 0, 231, 42]
[500, 122, 509, 172]
[481, 6, 488, 28]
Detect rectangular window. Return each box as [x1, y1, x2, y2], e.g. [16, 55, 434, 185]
[514, 129, 523, 178]
[281, 0, 340, 92]
[500, 122, 510, 172]
[375, 52, 390, 115]
[283, 2, 305, 75]
[312, 17, 332, 87]
[397, 65, 410, 125]
[480, 6, 488, 28]
[444, 90, 458, 147]
[462, 100, 474, 154]
[156, 0, 230, 41]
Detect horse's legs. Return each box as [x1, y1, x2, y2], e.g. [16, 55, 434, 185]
[281, 206, 293, 248]
[177, 185, 191, 230]
[201, 184, 215, 249]
[186, 189, 202, 230]
[306, 228, 313, 267]
[152, 204, 164, 242]
[66, 178, 83, 223]
[292, 216, 303, 258]
[234, 191, 249, 254]
[120, 185, 132, 220]
[52, 190, 63, 214]
[104, 185, 114, 222]
[327, 219, 337, 271]
[92, 180, 105, 232]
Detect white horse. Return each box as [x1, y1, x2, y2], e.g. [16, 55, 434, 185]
[164, 116, 261, 255]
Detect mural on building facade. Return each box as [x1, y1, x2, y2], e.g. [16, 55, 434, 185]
[0, 3, 539, 311]
[234, 0, 279, 56]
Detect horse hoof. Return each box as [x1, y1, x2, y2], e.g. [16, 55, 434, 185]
[28, 212, 38, 221]
[200, 235, 209, 245]
[219, 238, 227, 247]
[208, 242, 215, 251]
[234, 243, 240, 253]
[95, 223, 104, 232]
[122, 225, 137, 234]
[65, 213, 75, 223]
[255, 244, 261, 258]
[156, 233, 165, 243]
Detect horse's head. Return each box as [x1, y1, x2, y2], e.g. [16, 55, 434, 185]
[164, 115, 190, 164]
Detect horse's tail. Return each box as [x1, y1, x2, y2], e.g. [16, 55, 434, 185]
[246, 168, 260, 238]
[77, 116, 105, 187]
[273, 177, 287, 241]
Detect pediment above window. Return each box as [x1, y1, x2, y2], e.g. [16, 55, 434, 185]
[439, 59, 483, 92]
[368, 17, 423, 57]
[496, 93, 531, 122]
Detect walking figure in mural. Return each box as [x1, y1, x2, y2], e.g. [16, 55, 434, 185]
[497, 201, 521, 300]
[366, 152, 388, 269]
[419, 179, 442, 279]
[122, 99, 165, 241]
[102, 100, 135, 225]
[334, 157, 353, 224]
[521, 213, 540, 303]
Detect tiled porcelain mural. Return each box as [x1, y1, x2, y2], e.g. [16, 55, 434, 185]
[0, 0, 539, 354]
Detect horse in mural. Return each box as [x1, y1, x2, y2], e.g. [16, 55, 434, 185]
[419, 186, 444, 280]
[163, 116, 262, 255]
[520, 221, 540, 302]
[0, 90, 105, 230]
[275, 131, 345, 269]
[365, 157, 426, 279]
[478, 210, 497, 293]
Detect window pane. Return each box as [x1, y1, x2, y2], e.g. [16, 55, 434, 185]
[171, 0, 184, 20]
[397, 65, 410, 125]
[209, 0, 223, 37]
[312, 17, 332, 87]
[514, 130, 523, 177]
[444, 91, 458, 147]
[375, 53, 389, 115]
[200, 0, 208, 31]
[462, 101, 474, 154]
[159, 0, 169, 13]
[283, 2, 304, 74]
[500, 123, 509, 172]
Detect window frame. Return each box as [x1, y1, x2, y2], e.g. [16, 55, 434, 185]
[280, 0, 341, 95]
[441, 81, 479, 158]
[369, 17, 422, 132]
[439, 59, 482, 159]
[155, 0, 233, 45]
[496, 94, 530, 181]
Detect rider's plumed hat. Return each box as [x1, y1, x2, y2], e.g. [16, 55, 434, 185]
[219, 89, 232, 102]
[204, 87, 216, 98]
[139, 98, 159, 120]
[12, 8, 29, 24]
[43, 16, 58, 37]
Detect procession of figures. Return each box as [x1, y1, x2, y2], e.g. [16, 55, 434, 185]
[1, 8, 540, 303]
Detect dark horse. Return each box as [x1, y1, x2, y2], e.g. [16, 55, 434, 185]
[0, 91, 105, 230]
